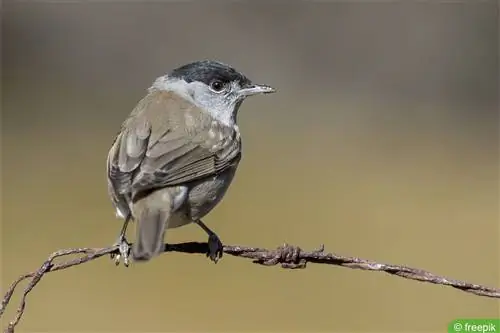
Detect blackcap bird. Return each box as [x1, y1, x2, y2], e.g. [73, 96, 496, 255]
[106, 60, 275, 265]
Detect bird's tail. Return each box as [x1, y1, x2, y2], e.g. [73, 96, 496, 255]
[131, 194, 171, 262]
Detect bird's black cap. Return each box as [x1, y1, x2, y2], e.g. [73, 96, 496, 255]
[169, 60, 252, 88]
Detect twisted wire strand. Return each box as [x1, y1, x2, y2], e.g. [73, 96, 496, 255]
[1, 242, 498, 333]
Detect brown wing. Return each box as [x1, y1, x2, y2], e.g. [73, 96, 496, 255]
[107, 91, 241, 203]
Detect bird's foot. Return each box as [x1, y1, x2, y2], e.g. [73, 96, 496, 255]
[207, 233, 223, 263]
[110, 235, 131, 267]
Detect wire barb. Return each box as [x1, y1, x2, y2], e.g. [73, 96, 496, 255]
[252, 243, 307, 268]
[1, 242, 498, 333]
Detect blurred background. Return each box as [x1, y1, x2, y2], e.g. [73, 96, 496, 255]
[2, 1, 499, 332]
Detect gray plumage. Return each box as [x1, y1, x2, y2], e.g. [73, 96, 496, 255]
[106, 60, 275, 263]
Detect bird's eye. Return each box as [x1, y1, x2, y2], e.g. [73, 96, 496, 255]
[209, 80, 226, 93]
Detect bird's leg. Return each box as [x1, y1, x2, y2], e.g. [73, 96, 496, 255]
[110, 215, 132, 267]
[194, 219, 223, 263]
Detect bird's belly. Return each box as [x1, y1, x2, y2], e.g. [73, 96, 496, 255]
[167, 211, 192, 229]
[185, 167, 237, 221]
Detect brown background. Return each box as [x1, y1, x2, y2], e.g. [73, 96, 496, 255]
[2, 1, 499, 332]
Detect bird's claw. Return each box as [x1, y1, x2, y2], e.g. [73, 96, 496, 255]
[207, 234, 223, 263]
[110, 236, 131, 267]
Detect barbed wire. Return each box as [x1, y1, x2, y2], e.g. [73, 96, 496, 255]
[1, 242, 499, 333]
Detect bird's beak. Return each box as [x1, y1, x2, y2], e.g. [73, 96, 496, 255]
[238, 84, 276, 97]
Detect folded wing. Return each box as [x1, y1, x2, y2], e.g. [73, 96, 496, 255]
[106, 91, 241, 206]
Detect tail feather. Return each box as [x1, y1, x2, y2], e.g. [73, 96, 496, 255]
[132, 208, 168, 261]
[132, 188, 185, 261]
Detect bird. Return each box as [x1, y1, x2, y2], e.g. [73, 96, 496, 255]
[106, 60, 276, 266]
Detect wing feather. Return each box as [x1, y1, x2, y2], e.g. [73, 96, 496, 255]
[106, 91, 241, 205]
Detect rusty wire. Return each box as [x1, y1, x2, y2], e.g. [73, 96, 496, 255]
[1, 242, 498, 333]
